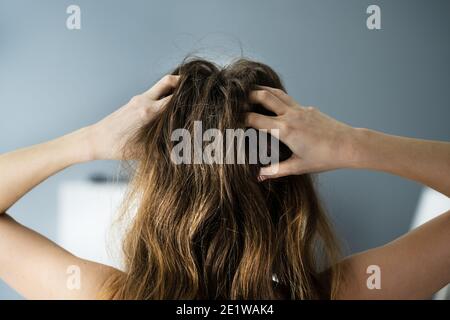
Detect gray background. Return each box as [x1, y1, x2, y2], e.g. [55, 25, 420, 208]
[0, 0, 449, 299]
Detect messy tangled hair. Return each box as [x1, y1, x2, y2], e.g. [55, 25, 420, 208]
[105, 58, 341, 299]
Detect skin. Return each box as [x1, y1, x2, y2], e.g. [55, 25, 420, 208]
[247, 86, 450, 299]
[0, 78, 449, 299]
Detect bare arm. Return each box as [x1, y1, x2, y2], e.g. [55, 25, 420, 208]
[245, 87, 450, 197]
[350, 128, 450, 197]
[0, 129, 91, 214]
[0, 75, 179, 299]
[0, 129, 118, 299]
[246, 86, 450, 299]
[0, 213, 116, 299]
[339, 210, 450, 299]
[338, 129, 450, 299]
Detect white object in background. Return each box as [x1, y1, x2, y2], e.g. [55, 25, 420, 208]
[411, 187, 450, 300]
[57, 180, 127, 270]
[411, 187, 450, 228]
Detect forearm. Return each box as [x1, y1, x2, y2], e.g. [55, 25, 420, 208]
[350, 128, 450, 197]
[0, 127, 93, 214]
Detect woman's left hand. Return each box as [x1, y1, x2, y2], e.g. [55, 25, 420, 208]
[245, 86, 356, 179]
[88, 75, 179, 160]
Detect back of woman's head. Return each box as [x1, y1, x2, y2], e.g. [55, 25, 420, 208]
[106, 58, 341, 299]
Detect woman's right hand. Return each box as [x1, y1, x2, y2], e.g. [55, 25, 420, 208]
[246, 86, 358, 180]
[88, 75, 179, 160]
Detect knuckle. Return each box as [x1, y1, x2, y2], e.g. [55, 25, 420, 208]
[247, 113, 258, 127]
[278, 120, 289, 134]
[130, 95, 142, 105]
[258, 89, 270, 100]
[163, 74, 176, 86]
[274, 88, 284, 95]
[139, 105, 152, 120]
[130, 95, 152, 117]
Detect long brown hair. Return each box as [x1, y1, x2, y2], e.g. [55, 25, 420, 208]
[105, 58, 341, 299]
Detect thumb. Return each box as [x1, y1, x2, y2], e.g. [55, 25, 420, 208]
[258, 156, 304, 180]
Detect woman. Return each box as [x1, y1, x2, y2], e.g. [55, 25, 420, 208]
[0, 58, 449, 299]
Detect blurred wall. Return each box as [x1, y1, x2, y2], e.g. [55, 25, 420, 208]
[0, 0, 449, 298]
